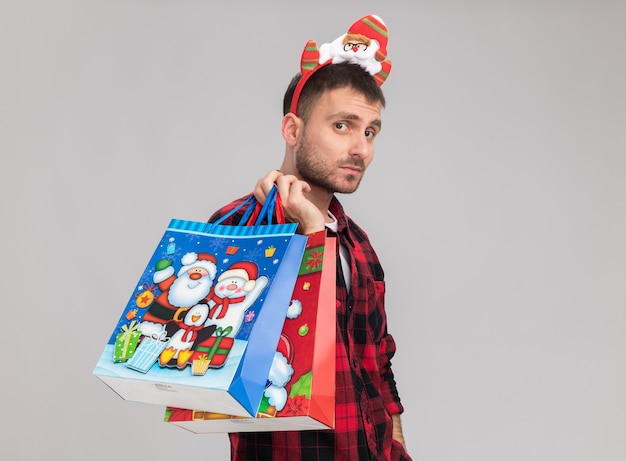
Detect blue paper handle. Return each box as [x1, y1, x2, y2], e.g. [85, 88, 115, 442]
[256, 186, 277, 227]
[209, 186, 279, 229]
[239, 196, 258, 225]
[210, 194, 255, 227]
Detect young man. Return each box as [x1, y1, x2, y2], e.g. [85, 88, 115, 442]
[209, 15, 411, 461]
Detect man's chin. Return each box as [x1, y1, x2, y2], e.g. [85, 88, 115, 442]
[307, 174, 361, 195]
[336, 177, 362, 194]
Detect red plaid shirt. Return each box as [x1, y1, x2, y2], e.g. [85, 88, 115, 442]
[209, 195, 411, 461]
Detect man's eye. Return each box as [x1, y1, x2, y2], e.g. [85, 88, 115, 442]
[335, 123, 347, 130]
[365, 130, 376, 138]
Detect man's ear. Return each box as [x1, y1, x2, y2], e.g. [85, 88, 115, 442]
[281, 113, 303, 146]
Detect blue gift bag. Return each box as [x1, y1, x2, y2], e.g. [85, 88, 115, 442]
[93, 188, 307, 417]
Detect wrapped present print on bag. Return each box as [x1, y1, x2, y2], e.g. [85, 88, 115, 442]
[265, 245, 276, 257]
[125, 330, 170, 373]
[191, 354, 211, 376]
[190, 326, 234, 369]
[225, 245, 239, 255]
[113, 320, 142, 363]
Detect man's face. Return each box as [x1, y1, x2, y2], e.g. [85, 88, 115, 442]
[295, 86, 382, 194]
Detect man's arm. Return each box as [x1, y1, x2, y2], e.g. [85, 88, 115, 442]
[378, 328, 408, 449]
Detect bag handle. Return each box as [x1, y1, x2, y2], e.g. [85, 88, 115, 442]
[245, 186, 286, 227]
[210, 186, 285, 228]
[210, 194, 255, 227]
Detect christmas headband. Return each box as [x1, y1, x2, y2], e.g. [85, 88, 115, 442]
[290, 14, 392, 116]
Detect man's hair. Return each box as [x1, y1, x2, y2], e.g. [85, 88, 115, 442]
[283, 62, 386, 121]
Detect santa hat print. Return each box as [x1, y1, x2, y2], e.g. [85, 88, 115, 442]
[177, 252, 217, 279]
[218, 261, 258, 292]
[347, 14, 389, 62]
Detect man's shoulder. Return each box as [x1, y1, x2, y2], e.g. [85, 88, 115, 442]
[330, 197, 364, 234]
[208, 193, 253, 224]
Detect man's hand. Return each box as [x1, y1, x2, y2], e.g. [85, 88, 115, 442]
[254, 170, 326, 234]
[392, 413, 407, 450]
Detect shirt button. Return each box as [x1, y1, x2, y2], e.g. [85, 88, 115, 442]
[366, 416, 371, 424]
[352, 359, 358, 368]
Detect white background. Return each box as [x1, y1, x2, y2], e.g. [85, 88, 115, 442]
[2, 1, 625, 460]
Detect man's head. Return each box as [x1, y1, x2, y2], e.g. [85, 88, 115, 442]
[283, 62, 386, 122]
[278, 14, 392, 196]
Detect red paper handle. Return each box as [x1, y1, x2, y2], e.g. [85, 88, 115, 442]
[245, 186, 286, 226]
[274, 193, 285, 224]
[244, 202, 262, 226]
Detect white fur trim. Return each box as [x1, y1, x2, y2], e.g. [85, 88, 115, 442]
[181, 252, 198, 266]
[218, 268, 249, 282]
[153, 265, 174, 284]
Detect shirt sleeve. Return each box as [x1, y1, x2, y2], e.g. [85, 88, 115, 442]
[379, 331, 405, 415]
[207, 194, 252, 224]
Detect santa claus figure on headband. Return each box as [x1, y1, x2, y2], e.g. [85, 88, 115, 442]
[318, 14, 389, 76]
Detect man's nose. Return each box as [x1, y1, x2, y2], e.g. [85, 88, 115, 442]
[349, 134, 370, 157]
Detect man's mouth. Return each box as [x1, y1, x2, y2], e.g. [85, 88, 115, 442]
[340, 165, 362, 174]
